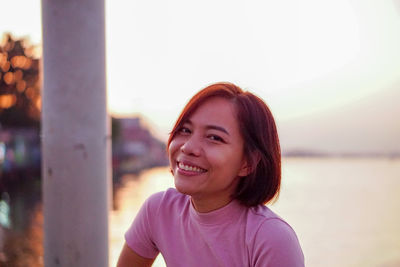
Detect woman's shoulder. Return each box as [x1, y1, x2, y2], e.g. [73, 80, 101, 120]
[247, 205, 298, 239]
[246, 205, 304, 265]
[247, 204, 281, 226]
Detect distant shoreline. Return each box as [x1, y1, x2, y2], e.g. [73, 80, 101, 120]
[282, 151, 400, 159]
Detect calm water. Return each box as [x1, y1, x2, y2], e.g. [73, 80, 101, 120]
[110, 158, 400, 267]
[1, 158, 400, 266]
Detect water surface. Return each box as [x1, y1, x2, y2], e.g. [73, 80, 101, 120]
[1, 158, 399, 266]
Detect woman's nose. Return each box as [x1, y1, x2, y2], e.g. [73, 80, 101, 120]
[180, 136, 201, 156]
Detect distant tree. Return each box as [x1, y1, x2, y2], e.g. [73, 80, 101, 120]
[0, 33, 40, 128]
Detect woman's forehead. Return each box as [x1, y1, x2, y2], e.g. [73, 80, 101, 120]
[186, 98, 239, 129]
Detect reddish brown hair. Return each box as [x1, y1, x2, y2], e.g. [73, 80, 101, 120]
[167, 82, 281, 206]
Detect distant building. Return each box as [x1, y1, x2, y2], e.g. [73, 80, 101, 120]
[112, 117, 168, 178]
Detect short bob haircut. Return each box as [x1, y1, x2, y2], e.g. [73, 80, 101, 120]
[167, 82, 281, 207]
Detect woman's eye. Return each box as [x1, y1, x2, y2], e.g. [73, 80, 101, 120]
[179, 127, 191, 134]
[208, 135, 224, 143]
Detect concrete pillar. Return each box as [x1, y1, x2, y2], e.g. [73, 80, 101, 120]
[41, 0, 110, 266]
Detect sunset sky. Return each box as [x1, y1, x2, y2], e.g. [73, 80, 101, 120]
[1, 0, 399, 153]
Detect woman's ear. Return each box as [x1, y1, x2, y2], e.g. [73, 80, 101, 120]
[238, 151, 261, 177]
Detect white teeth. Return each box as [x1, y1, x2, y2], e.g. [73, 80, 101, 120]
[178, 162, 205, 173]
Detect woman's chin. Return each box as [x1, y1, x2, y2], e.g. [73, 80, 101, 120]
[174, 183, 190, 195]
[174, 179, 196, 196]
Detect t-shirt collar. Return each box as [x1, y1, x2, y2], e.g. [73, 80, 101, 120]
[189, 197, 244, 225]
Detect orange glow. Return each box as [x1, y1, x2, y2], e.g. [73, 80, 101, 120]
[14, 69, 23, 81]
[35, 98, 41, 110]
[0, 53, 7, 66]
[0, 94, 17, 109]
[22, 57, 32, 69]
[11, 56, 21, 68]
[3, 72, 14, 85]
[1, 61, 10, 72]
[10, 55, 31, 69]
[34, 80, 41, 88]
[16, 80, 27, 92]
[25, 87, 36, 100]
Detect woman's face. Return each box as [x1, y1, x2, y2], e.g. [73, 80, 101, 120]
[168, 97, 249, 211]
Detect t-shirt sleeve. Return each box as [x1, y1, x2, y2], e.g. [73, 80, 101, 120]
[252, 219, 305, 267]
[124, 192, 163, 259]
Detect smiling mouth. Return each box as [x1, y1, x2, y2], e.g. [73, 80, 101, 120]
[178, 162, 207, 173]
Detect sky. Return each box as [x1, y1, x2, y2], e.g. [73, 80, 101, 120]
[1, 0, 399, 153]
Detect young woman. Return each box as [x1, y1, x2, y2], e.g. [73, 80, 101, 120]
[117, 82, 304, 267]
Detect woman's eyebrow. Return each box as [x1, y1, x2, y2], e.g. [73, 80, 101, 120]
[205, 125, 230, 136]
[185, 119, 230, 135]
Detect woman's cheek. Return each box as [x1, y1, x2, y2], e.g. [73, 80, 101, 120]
[168, 139, 179, 154]
[168, 138, 181, 163]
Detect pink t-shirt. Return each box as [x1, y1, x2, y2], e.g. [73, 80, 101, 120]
[125, 188, 304, 267]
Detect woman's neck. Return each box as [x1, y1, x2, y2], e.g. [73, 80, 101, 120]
[190, 195, 233, 213]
